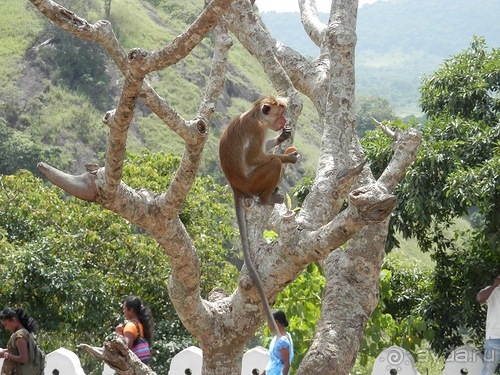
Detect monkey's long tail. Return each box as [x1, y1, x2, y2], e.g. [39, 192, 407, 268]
[235, 195, 281, 338]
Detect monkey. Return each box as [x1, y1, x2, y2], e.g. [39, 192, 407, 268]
[219, 95, 299, 338]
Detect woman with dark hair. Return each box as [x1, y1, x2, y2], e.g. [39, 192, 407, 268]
[0, 307, 38, 375]
[115, 296, 154, 364]
[261, 309, 294, 375]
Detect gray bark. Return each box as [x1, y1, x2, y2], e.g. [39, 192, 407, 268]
[29, 0, 422, 374]
[80, 339, 156, 375]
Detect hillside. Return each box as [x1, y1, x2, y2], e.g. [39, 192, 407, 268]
[260, 0, 500, 115]
[3, 0, 498, 177]
[0, 0, 321, 177]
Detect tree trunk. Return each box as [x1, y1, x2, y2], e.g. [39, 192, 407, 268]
[28, 0, 422, 373]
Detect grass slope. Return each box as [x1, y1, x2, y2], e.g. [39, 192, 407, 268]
[0, 2, 43, 101]
[1, 0, 321, 177]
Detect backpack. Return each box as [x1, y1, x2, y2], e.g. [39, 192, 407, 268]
[131, 321, 152, 364]
[19, 330, 46, 375]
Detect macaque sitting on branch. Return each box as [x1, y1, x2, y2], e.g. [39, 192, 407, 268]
[219, 95, 299, 337]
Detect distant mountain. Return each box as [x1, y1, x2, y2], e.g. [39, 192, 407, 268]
[2, 0, 499, 176]
[260, 0, 500, 115]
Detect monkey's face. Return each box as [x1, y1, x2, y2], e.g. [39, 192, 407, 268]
[264, 104, 287, 132]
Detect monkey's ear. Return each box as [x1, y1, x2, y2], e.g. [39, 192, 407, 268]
[262, 104, 271, 115]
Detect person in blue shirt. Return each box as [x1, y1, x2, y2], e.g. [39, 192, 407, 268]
[261, 310, 294, 375]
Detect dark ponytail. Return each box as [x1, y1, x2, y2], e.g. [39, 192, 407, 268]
[123, 296, 154, 345]
[0, 307, 38, 333]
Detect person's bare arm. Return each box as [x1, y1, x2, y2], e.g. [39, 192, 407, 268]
[6, 337, 29, 364]
[280, 347, 290, 375]
[477, 276, 500, 304]
[116, 323, 136, 349]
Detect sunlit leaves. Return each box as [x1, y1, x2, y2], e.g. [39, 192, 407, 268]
[359, 260, 434, 366]
[266, 263, 325, 369]
[0, 151, 240, 372]
[0, 170, 173, 351]
[420, 37, 500, 122]
[0, 119, 62, 176]
[362, 37, 500, 358]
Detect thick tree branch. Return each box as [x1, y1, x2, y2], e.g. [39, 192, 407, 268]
[298, 127, 421, 374]
[292, 0, 359, 232]
[79, 339, 156, 375]
[226, 0, 303, 129]
[101, 50, 148, 197]
[37, 163, 99, 202]
[297, 183, 395, 258]
[377, 127, 422, 190]
[299, 0, 328, 47]
[197, 24, 233, 122]
[298, 222, 388, 374]
[298, 161, 366, 227]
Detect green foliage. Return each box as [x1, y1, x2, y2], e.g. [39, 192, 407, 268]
[355, 96, 396, 137]
[417, 39, 499, 251]
[424, 232, 499, 355]
[183, 174, 239, 294]
[0, 151, 239, 372]
[362, 41, 499, 253]
[263, 263, 325, 371]
[0, 170, 183, 372]
[358, 259, 434, 367]
[0, 118, 62, 175]
[124, 150, 239, 295]
[290, 176, 314, 208]
[362, 38, 500, 357]
[420, 37, 500, 122]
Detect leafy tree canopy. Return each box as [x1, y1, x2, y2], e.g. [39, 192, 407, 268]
[0, 150, 239, 373]
[362, 37, 500, 355]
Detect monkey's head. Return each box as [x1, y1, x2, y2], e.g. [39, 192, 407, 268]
[257, 95, 288, 108]
[257, 96, 288, 132]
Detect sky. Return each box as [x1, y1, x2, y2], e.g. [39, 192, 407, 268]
[254, 0, 380, 13]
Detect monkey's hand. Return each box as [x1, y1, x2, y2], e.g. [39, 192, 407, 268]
[285, 146, 300, 163]
[277, 125, 292, 143]
[265, 125, 293, 150]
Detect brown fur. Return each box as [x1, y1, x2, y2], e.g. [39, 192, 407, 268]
[219, 96, 299, 337]
[219, 96, 298, 205]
